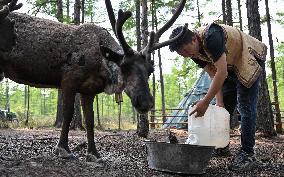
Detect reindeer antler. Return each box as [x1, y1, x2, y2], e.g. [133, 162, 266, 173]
[8, 0, 22, 11]
[0, 0, 22, 20]
[105, 0, 134, 55]
[145, 0, 188, 53]
[0, 0, 22, 11]
[115, 10, 133, 55]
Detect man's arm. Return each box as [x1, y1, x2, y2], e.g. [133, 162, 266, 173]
[189, 53, 227, 117]
[203, 63, 224, 107]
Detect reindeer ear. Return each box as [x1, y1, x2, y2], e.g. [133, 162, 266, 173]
[100, 45, 124, 65]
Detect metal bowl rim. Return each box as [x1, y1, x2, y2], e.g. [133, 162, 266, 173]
[144, 141, 215, 149]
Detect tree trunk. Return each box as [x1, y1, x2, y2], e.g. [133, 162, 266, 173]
[246, 0, 276, 136]
[81, 0, 85, 23]
[197, 0, 201, 27]
[56, 0, 63, 22]
[137, 0, 149, 138]
[136, 0, 141, 52]
[66, 0, 70, 20]
[237, 0, 243, 31]
[141, 0, 148, 48]
[101, 95, 104, 119]
[134, 0, 140, 125]
[222, 0, 226, 24]
[150, 0, 156, 129]
[42, 89, 46, 115]
[74, 0, 81, 25]
[25, 86, 30, 126]
[156, 1, 166, 122]
[265, 0, 282, 133]
[70, 93, 83, 130]
[54, 89, 64, 128]
[226, 0, 233, 26]
[96, 95, 101, 128]
[5, 79, 9, 110]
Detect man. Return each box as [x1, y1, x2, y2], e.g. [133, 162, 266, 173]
[169, 23, 267, 171]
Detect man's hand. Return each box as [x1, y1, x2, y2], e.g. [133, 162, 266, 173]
[216, 101, 224, 108]
[189, 99, 210, 117]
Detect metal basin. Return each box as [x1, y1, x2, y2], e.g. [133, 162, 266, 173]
[145, 141, 214, 174]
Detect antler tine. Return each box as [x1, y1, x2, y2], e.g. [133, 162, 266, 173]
[105, 0, 117, 37]
[155, 0, 186, 41]
[115, 9, 133, 55]
[0, 5, 9, 20]
[8, 0, 22, 11]
[151, 23, 188, 52]
[0, 0, 22, 11]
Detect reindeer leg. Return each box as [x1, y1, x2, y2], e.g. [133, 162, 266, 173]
[54, 89, 76, 160]
[81, 94, 106, 165]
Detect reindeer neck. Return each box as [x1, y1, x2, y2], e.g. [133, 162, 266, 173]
[102, 59, 125, 94]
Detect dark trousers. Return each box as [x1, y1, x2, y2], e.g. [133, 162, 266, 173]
[222, 64, 263, 154]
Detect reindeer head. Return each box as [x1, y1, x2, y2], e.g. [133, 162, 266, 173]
[101, 0, 187, 114]
[0, 0, 22, 52]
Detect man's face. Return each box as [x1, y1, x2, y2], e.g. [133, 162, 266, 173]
[177, 35, 199, 58]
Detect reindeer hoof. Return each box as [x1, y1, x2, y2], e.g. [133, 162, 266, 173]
[54, 146, 77, 160]
[86, 153, 109, 167]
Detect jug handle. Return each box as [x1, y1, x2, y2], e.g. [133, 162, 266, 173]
[186, 134, 199, 144]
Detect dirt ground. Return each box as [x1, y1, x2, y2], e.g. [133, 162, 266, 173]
[0, 128, 283, 177]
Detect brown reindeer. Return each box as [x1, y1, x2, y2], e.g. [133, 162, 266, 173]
[0, 0, 187, 163]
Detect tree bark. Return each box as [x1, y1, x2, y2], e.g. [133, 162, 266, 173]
[5, 79, 9, 110]
[237, 0, 243, 31]
[137, 0, 149, 137]
[25, 86, 30, 126]
[246, 0, 276, 136]
[56, 0, 63, 22]
[81, 0, 85, 23]
[157, 1, 166, 122]
[96, 95, 101, 128]
[54, 89, 64, 128]
[197, 0, 201, 27]
[150, 0, 156, 128]
[136, 0, 141, 52]
[70, 93, 83, 130]
[134, 0, 140, 125]
[265, 0, 282, 133]
[141, 0, 148, 48]
[222, 0, 226, 24]
[74, 0, 81, 25]
[226, 0, 233, 26]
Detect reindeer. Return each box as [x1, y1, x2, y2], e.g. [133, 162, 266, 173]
[0, 0, 187, 163]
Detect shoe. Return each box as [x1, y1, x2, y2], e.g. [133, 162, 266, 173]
[212, 144, 231, 157]
[228, 150, 256, 171]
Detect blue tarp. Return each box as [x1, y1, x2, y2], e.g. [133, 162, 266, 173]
[163, 71, 216, 129]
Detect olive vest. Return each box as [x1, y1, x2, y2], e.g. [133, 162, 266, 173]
[196, 24, 267, 88]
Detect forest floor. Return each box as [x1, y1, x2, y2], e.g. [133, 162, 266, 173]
[0, 128, 283, 177]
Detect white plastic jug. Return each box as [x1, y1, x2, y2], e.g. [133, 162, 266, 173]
[185, 104, 230, 149]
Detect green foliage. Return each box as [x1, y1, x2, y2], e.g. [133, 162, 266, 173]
[268, 43, 284, 109]
[276, 12, 284, 26]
